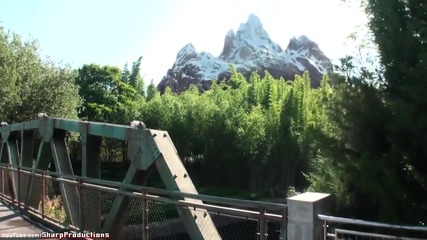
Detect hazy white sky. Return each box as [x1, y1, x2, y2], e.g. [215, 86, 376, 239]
[0, 0, 368, 84]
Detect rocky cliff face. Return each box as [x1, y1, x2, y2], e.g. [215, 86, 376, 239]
[157, 14, 333, 93]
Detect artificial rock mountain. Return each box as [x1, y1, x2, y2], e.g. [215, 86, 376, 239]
[157, 14, 333, 93]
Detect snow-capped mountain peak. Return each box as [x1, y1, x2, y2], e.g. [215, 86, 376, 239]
[219, 14, 282, 61]
[174, 43, 198, 66]
[226, 29, 236, 37]
[158, 14, 333, 93]
[237, 14, 264, 35]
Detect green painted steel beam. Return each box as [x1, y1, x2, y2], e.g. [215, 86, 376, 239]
[50, 131, 79, 227]
[150, 129, 221, 240]
[1, 126, 11, 142]
[26, 141, 53, 209]
[101, 127, 159, 236]
[127, 128, 160, 170]
[0, 143, 7, 164]
[81, 135, 102, 179]
[19, 131, 34, 205]
[53, 118, 131, 140]
[0, 120, 39, 133]
[0, 143, 8, 198]
[38, 118, 54, 142]
[86, 122, 129, 140]
[80, 133, 102, 231]
[23, 120, 40, 130]
[2, 117, 136, 141]
[20, 131, 34, 168]
[10, 123, 24, 132]
[53, 118, 82, 133]
[101, 163, 153, 238]
[6, 138, 20, 200]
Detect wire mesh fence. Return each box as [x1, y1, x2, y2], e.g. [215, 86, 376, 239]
[18, 169, 31, 205]
[265, 220, 285, 240]
[81, 186, 116, 232]
[0, 165, 288, 240]
[146, 201, 181, 240]
[38, 173, 74, 226]
[0, 167, 78, 229]
[1, 167, 14, 200]
[4, 165, 427, 240]
[212, 212, 259, 240]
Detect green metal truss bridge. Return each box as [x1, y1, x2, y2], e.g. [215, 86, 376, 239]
[0, 116, 287, 240]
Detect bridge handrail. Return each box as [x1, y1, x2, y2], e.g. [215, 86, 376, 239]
[333, 228, 427, 240]
[79, 180, 284, 221]
[318, 214, 427, 232]
[0, 163, 287, 212]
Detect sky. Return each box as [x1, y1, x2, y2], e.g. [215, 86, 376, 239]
[0, 0, 368, 84]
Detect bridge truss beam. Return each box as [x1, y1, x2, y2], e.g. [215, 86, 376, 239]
[0, 116, 221, 240]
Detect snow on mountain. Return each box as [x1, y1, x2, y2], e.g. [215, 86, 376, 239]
[219, 14, 283, 62]
[158, 14, 333, 93]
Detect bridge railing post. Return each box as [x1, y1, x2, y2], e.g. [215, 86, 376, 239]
[258, 207, 268, 240]
[41, 172, 45, 219]
[10, 166, 15, 203]
[280, 207, 288, 240]
[287, 192, 331, 240]
[142, 189, 148, 240]
[78, 178, 84, 232]
[17, 167, 20, 207]
[1, 165, 4, 197]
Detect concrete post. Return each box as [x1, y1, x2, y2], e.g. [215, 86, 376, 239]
[287, 192, 331, 240]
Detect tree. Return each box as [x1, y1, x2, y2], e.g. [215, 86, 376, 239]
[75, 64, 141, 124]
[146, 79, 158, 101]
[308, 0, 427, 224]
[365, 0, 427, 223]
[0, 25, 80, 123]
[122, 56, 145, 98]
[75, 63, 144, 162]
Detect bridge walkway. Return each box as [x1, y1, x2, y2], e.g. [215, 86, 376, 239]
[0, 200, 53, 236]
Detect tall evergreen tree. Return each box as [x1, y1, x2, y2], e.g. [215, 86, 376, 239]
[146, 79, 158, 101]
[308, 0, 427, 223]
[365, 0, 427, 223]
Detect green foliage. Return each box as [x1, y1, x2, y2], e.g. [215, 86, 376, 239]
[0, 26, 81, 122]
[364, 0, 427, 223]
[146, 79, 158, 102]
[74, 60, 145, 162]
[139, 68, 326, 197]
[308, 0, 427, 224]
[75, 63, 142, 124]
[122, 56, 145, 97]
